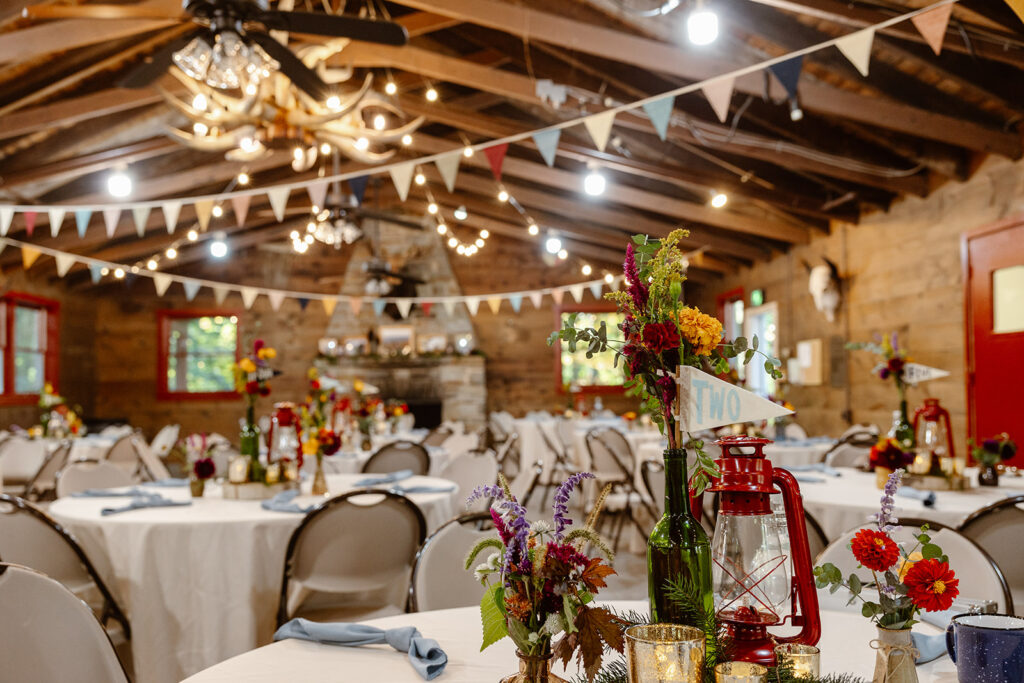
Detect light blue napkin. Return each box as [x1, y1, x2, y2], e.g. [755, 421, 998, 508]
[101, 495, 191, 515]
[388, 484, 457, 495]
[354, 470, 414, 487]
[273, 618, 447, 681]
[781, 463, 841, 477]
[913, 611, 954, 664]
[261, 489, 315, 514]
[145, 478, 189, 487]
[791, 474, 826, 484]
[73, 487, 156, 498]
[897, 487, 936, 507]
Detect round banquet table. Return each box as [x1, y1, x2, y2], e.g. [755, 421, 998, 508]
[48, 474, 457, 683]
[182, 600, 957, 682]
[320, 444, 449, 476]
[636, 438, 834, 472]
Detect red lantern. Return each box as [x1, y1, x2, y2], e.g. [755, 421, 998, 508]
[912, 398, 955, 462]
[707, 436, 821, 665]
[267, 402, 303, 466]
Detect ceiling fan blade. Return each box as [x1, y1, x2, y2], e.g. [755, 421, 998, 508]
[21, 3, 185, 20]
[247, 32, 331, 101]
[119, 28, 205, 88]
[257, 11, 408, 45]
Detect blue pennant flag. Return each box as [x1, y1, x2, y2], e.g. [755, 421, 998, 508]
[768, 56, 804, 99]
[88, 264, 103, 284]
[297, 298, 310, 311]
[183, 280, 201, 301]
[372, 299, 386, 316]
[509, 294, 523, 313]
[349, 176, 369, 205]
[531, 129, 561, 167]
[74, 210, 91, 238]
[642, 95, 675, 141]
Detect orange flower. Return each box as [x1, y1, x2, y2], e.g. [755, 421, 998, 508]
[904, 559, 959, 612]
[677, 306, 723, 356]
[850, 528, 899, 572]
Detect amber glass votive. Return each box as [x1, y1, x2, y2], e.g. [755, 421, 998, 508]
[774, 643, 820, 677]
[625, 624, 704, 682]
[714, 661, 768, 682]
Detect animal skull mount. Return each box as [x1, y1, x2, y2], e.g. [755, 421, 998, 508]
[804, 257, 841, 323]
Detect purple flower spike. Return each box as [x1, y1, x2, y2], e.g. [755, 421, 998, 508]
[871, 468, 903, 532]
[552, 472, 595, 539]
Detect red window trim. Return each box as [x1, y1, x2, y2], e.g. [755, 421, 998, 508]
[715, 287, 745, 323]
[0, 291, 60, 406]
[552, 302, 625, 396]
[156, 309, 242, 401]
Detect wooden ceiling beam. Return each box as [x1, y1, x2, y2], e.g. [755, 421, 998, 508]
[0, 83, 171, 139]
[0, 137, 177, 190]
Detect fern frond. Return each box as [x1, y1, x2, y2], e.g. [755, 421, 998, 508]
[464, 537, 503, 570]
[564, 527, 615, 562]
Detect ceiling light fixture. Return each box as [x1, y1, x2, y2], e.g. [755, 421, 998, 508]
[545, 235, 562, 254]
[710, 192, 728, 208]
[583, 166, 606, 196]
[106, 167, 132, 198]
[687, 1, 719, 45]
[209, 232, 228, 258]
[454, 206, 468, 221]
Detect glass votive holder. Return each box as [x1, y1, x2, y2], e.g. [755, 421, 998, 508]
[227, 456, 249, 483]
[774, 643, 821, 677]
[714, 661, 768, 683]
[283, 459, 299, 482]
[265, 462, 281, 484]
[625, 624, 704, 682]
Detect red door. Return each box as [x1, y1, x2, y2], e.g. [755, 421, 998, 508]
[965, 216, 1024, 466]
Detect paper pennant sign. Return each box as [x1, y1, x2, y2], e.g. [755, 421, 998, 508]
[442, 299, 456, 317]
[768, 55, 804, 99]
[389, 162, 415, 202]
[349, 176, 369, 205]
[676, 365, 792, 432]
[551, 289, 564, 305]
[132, 206, 151, 237]
[465, 297, 480, 316]
[183, 280, 201, 302]
[483, 144, 508, 181]
[102, 209, 120, 238]
[487, 297, 502, 314]
[153, 274, 172, 296]
[240, 287, 259, 309]
[642, 95, 674, 141]
[213, 286, 229, 305]
[529, 291, 543, 309]
[267, 188, 290, 222]
[54, 254, 75, 277]
[21, 246, 41, 269]
[372, 299, 386, 316]
[194, 199, 214, 231]
[349, 298, 363, 315]
[911, 3, 954, 55]
[532, 129, 561, 167]
[589, 282, 603, 301]
[267, 290, 286, 311]
[231, 195, 250, 228]
[322, 297, 337, 316]
[702, 76, 735, 124]
[569, 284, 584, 303]
[435, 153, 461, 192]
[88, 264, 103, 284]
[24, 211, 36, 237]
[0, 208, 13, 236]
[162, 201, 182, 234]
[509, 294, 522, 313]
[74, 210, 91, 237]
[583, 110, 616, 152]
[48, 209, 66, 238]
[396, 299, 412, 318]
[903, 363, 950, 385]
[307, 180, 328, 210]
[836, 28, 875, 77]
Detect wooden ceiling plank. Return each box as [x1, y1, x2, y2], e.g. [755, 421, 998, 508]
[0, 87, 167, 139]
[0, 137, 177, 190]
[0, 17, 177, 64]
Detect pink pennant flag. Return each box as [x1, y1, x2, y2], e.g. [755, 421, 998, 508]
[349, 298, 363, 315]
[911, 3, 953, 55]
[102, 209, 120, 238]
[529, 291, 543, 309]
[231, 195, 251, 228]
[551, 289, 564, 305]
[307, 180, 328, 210]
[23, 211, 36, 237]
[483, 144, 508, 181]
[702, 77, 736, 123]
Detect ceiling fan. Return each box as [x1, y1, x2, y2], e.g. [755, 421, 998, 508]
[21, 0, 408, 100]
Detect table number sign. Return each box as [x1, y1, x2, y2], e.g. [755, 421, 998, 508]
[674, 365, 793, 433]
[902, 363, 950, 385]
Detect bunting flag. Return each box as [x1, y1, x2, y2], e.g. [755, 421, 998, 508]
[54, 253, 75, 277]
[442, 299, 456, 317]
[836, 28, 875, 77]
[267, 188, 290, 222]
[569, 284, 584, 303]
[240, 287, 259, 309]
[268, 290, 286, 311]
[1007, 0, 1024, 26]
[421, 302, 432, 316]
[322, 297, 337, 316]
[903, 363, 950, 385]
[583, 110, 616, 152]
[389, 162, 415, 202]
[702, 76, 735, 124]
[231, 195, 250, 228]
[213, 286, 230, 305]
[102, 209, 120, 238]
[676, 365, 792, 432]
[48, 209, 66, 238]
[642, 96, 675, 141]
[372, 299, 386, 316]
[297, 298, 309, 311]
[162, 201, 182, 234]
[911, 3, 954, 55]
[75, 210, 91, 238]
[768, 56, 804, 99]
[509, 294, 522, 313]
[531, 129, 561, 167]
[0, 208, 13, 236]
[589, 282, 603, 301]
[487, 297, 501, 314]
[89, 264, 103, 284]
[551, 289, 564, 305]
[483, 144, 508, 181]
[349, 176, 369, 205]
[435, 153, 461, 192]
[307, 180, 328, 210]
[21, 246, 41, 269]
[465, 297, 480, 316]
[153, 274, 172, 296]
[132, 206, 151, 237]
[24, 211, 36, 237]
[183, 280, 201, 302]
[194, 199, 214, 230]
[349, 298, 362, 315]
[529, 291, 543, 309]
[396, 299, 412, 318]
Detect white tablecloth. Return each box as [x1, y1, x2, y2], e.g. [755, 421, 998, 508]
[183, 601, 955, 682]
[636, 438, 834, 471]
[513, 416, 662, 470]
[319, 445, 449, 476]
[48, 474, 457, 683]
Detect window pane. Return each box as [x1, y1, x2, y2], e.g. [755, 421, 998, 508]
[166, 315, 238, 393]
[14, 350, 44, 394]
[14, 306, 43, 351]
[560, 312, 624, 387]
[993, 265, 1024, 334]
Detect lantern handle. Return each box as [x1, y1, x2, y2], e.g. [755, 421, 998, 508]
[771, 468, 822, 647]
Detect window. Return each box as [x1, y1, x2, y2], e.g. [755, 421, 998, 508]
[157, 310, 240, 400]
[716, 287, 746, 380]
[743, 302, 779, 398]
[555, 307, 625, 393]
[0, 292, 59, 404]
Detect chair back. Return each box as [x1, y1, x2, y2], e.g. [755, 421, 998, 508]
[495, 433, 521, 479]
[278, 490, 426, 625]
[585, 428, 634, 481]
[641, 459, 665, 516]
[783, 423, 808, 440]
[441, 451, 499, 512]
[102, 435, 139, 475]
[959, 496, 1024, 613]
[362, 440, 430, 475]
[0, 564, 130, 683]
[56, 461, 134, 498]
[824, 430, 876, 468]
[507, 460, 543, 508]
[131, 435, 172, 481]
[409, 512, 494, 612]
[421, 426, 453, 448]
[839, 424, 879, 441]
[23, 442, 72, 500]
[555, 418, 577, 453]
[149, 424, 180, 458]
[0, 438, 47, 484]
[804, 509, 829, 562]
[440, 432, 479, 460]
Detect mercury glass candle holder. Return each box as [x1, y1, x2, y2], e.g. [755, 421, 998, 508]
[774, 643, 820, 677]
[714, 662, 768, 683]
[624, 624, 704, 682]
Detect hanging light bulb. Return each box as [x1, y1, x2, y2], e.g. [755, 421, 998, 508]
[687, 1, 719, 45]
[583, 168, 606, 196]
[165, 247, 178, 259]
[107, 167, 132, 198]
[475, 238, 485, 248]
[320, 142, 331, 155]
[711, 192, 728, 208]
[209, 232, 228, 258]
[528, 223, 539, 236]
[581, 264, 592, 276]
[355, 137, 369, 151]
[456, 244, 466, 255]
[604, 273, 614, 284]
[545, 235, 562, 254]
[479, 229, 489, 239]
[467, 245, 478, 255]
[447, 237, 458, 248]
[401, 134, 413, 146]
[427, 203, 438, 214]
[384, 81, 397, 95]
[463, 146, 474, 158]
[497, 189, 509, 202]
[454, 206, 468, 221]
[425, 87, 439, 102]
[113, 268, 125, 279]
[436, 223, 448, 235]
[192, 93, 208, 111]
[211, 204, 224, 218]
[100, 267, 110, 276]
[325, 95, 341, 110]
[147, 259, 158, 271]
[557, 249, 569, 260]
[414, 172, 426, 186]
[292, 147, 304, 161]
[789, 97, 804, 121]
[304, 233, 314, 244]
[372, 113, 387, 131]
[237, 171, 250, 185]
[239, 136, 261, 154]
[193, 122, 209, 136]
[290, 230, 300, 240]
[187, 229, 199, 242]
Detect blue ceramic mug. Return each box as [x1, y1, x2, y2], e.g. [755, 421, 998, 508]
[945, 613, 1024, 683]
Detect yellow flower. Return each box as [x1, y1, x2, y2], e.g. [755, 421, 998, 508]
[28, 426, 42, 439]
[353, 379, 365, 393]
[238, 358, 257, 373]
[677, 306, 724, 356]
[898, 551, 923, 581]
[307, 367, 319, 380]
[302, 438, 320, 456]
[257, 347, 277, 360]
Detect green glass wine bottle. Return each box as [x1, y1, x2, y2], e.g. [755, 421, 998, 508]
[647, 448, 714, 625]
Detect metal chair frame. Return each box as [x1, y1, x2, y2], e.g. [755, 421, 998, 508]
[361, 440, 430, 475]
[22, 441, 72, 501]
[407, 511, 492, 613]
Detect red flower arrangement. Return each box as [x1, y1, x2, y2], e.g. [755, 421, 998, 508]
[903, 558, 959, 613]
[869, 437, 915, 471]
[851, 528, 900, 572]
[193, 457, 215, 480]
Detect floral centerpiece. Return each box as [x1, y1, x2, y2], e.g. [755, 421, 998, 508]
[815, 469, 959, 683]
[384, 399, 410, 432]
[191, 456, 215, 497]
[37, 383, 84, 438]
[849, 334, 914, 449]
[301, 426, 342, 495]
[465, 473, 623, 682]
[232, 339, 277, 478]
[970, 433, 1017, 487]
[869, 437, 916, 486]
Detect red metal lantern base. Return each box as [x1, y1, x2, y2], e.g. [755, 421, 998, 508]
[723, 620, 779, 667]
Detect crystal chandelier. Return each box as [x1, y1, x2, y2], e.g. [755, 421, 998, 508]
[292, 191, 363, 252]
[172, 30, 278, 91]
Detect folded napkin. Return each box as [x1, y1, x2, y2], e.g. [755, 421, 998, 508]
[273, 618, 447, 681]
[388, 484, 457, 495]
[354, 470, 414, 487]
[145, 478, 189, 487]
[897, 487, 936, 507]
[781, 463, 842, 477]
[790, 474, 826, 484]
[261, 489, 315, 514]
[73, 487, 156, 498]
[912, 610, 954, 664]
[101, 494, 191, 515]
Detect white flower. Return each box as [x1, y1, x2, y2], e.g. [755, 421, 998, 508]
[528, 632, 539, 644]
[473, 562, 490, 584]
[530, 520, 553, 539]
[487, 552, 501, 570]
[543, 612, 564, 637]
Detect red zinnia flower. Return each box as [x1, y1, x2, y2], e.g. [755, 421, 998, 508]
[641, 322, 680, 354]
[245, 381, 260, 394]
[904, 559, 959, 612]
[850, 528, 900, 571]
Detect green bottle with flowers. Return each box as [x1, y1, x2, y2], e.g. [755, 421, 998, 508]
[233, 339, 277, 480]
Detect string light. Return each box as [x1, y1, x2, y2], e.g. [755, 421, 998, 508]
[427, 202, 438, 214]
[557, 249, 569, 260]
[211, 204, 224, 218]
[237, 171, 250, 185]
[113, 268, 125, 279]
[456, 244, 465, 254]
[414, 172, 426, 186]
[100, 267, 110, 276]
[448, 237, 458, 248]
[475, 238, 485, 248]
[372, 114, 387, 131]
[581, 264, 592, 276]
[131, 265, 140, 274]
[106, 167, 132, 198]
[187, 229, 199, 242]
[454, 206, 468, 221]
[604, 273, 614, 284]
[425, 87, 439, 102]
[710, 192, 728, 208]
[193, 122, 209, 136]
[437, 223, 448, 234]
[401, 134, 413, 146]
[209, 232, 228, 258]
[192, 93, 208, 111]
[355, 137, 369, 151]
[165, 247, 178, 259]
[325, 95, 341, 109]
[292, 147, 304, 161]
[528, 223, 539, 236]
[789, 98, 804, 122]
[545, 235, 562, 254]
[497, 189, 509, 202]
[479, 229, 489, 239]
[463, 146, 474, 158]
[583, 168, 606, 196]
[384, 81, 397, 95]
[147, 259, 158, 270]
[320, 142, 331, 155]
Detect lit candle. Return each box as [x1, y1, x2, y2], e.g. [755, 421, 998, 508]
[265, 463, 281, 485]
[774, 644, 820, 678]
[625, 624, 704, 682]
[228, 456, 249, 484]
[714, 662, 768, 682]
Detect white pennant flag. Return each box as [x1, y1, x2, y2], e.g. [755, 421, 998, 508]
[435, 153, 461, 193]
[183, 280, 201, 301]
[162, 201, 182, 234]
[396, 299, 412, 318]
[132, 205, 151, 237]
[389, 162, 415, 201]
[442, 299, 456, 317]
[102, 208, 121, 238]
[48, 209, 66, 238]
[231, 195, 250, 227]
[153, 274, 172, 296]
[213, 286, 230, 305]
[583, 110, 616, 152]
[240, 287, 259, 309]
[676, 365, 792, 433]
[0, 207, 13, 236]
[307, 181, 328, 210]
[702, 76, 735, 124]
[903, 363, 950, 385]
[54, 253, 76, 277]
[529, 291, 543, 309]
[268, 291, 286, 311]
[464, 297, 480, 316]
[267, 187, 290, 222]
[569, 284, 584, 303]
[589, 282, 603, 300]
[836, 28, 875, 77]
